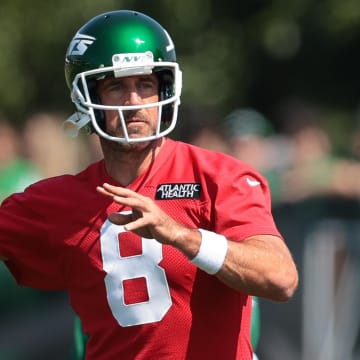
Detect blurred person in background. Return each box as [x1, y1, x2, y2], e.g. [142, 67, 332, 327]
[22, 112, 99, 178]
[223, 108, 291, 204]
[0, 116, 40, 202]
[0, 10, 298, 360]
[279, 100, 360, 202]
[178, 107, 231, 154]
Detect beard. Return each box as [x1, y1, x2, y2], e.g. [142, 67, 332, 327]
[99, 129, 155, 155]
[98, 109, 160, 153]
[110, 110, 155, 139]
[100, 134, 153, 153]
[109, 140, 152, 153]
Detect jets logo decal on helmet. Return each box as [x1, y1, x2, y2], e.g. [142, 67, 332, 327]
[68, 33, 96, 56]
[164, 29, 175, 52]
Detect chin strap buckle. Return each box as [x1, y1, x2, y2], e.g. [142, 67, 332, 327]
[63, 112, 91, 138]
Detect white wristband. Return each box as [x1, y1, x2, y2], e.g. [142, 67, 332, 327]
[190, 229, 228, 275]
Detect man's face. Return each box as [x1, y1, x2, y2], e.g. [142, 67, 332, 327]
[96, 74, 160, 141]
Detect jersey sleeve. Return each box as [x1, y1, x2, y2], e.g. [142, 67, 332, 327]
[0, 185, 66, 289]
[212, 165, 282, 241]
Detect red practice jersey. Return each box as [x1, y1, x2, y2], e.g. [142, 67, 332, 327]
[0, 139, 281, 360]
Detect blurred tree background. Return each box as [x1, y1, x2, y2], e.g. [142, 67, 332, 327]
[1, 0, 360, 152]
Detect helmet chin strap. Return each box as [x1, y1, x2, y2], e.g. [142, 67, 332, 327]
[63, 112, 91, 138]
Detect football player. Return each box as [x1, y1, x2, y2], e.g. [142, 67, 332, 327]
[0, 10, 298, 359]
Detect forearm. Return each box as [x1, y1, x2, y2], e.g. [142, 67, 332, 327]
[217, 235, 298, 301]
[173, 229, 298, 302]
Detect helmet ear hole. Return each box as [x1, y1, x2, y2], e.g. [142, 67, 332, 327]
[88, 81, 106, 132]
[158, 71, 174, 124]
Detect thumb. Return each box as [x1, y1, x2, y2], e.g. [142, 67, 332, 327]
[108, 212, 133, 225]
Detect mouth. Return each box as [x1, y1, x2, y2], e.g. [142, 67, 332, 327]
[124, 111, 146, 125]
[126, 118, 145, 124]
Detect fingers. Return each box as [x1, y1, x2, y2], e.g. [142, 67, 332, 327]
[96, 185, 112, 197]
[123, 216, 149, 232]
[97, 183, 147, 207]
[97, 183, 138, 198]
[107, 209, 142, 225]
[96, 183, 125, 198]
[97, 182, 149, 224]
[108, 212, 133, 225]
[97, 183, 156, 238]
[108, 212, 152, 239]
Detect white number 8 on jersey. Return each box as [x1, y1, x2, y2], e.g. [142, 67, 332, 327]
[100, 216, 172, 327]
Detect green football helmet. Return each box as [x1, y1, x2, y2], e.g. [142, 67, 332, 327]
[64, 10, 182, 143]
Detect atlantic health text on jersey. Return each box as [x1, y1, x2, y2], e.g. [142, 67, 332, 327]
[155, 183, 201, 200]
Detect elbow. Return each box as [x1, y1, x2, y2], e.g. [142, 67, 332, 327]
[272, 266, 299, 302]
